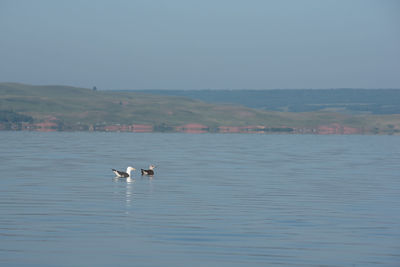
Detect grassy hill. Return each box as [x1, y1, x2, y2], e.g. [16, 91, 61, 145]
[0, 82, 289, 127]
[1, 83, 400, 134]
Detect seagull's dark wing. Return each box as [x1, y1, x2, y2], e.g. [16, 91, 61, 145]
[112, 169, 129, 177]
[141, 169, 154, 175]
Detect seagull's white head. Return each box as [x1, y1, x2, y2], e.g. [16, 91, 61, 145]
[126, 166, 136, 173]
[149, 165, 156, 170]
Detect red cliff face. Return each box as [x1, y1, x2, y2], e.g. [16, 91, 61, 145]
[131, 124, 153, 133]
[19, 117, 59, 132]
[0, 120, 366, 134]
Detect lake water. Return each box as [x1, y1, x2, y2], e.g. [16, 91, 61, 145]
[0, 132, 399, 266]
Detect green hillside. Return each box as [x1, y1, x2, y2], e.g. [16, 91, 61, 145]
[1, 83, 400, 134]
[0, 83, 287, 127]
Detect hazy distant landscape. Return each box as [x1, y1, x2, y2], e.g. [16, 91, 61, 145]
[1, 83, 400, 134]
[133, 89, 400, 114]
[1, 1, 400, 266]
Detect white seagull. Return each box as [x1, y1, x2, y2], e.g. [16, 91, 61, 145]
[112, 166, 136, 178]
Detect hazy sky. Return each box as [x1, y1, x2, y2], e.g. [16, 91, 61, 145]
[0, 0, 399, 89]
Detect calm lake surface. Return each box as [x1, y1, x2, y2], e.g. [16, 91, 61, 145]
[0, 132, 399, 267]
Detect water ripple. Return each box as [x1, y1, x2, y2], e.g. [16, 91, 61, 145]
[0, 133, 399, 266]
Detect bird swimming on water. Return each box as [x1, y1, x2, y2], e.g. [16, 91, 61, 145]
[112, 166, 136, 178]
[141, 165, 156, 175]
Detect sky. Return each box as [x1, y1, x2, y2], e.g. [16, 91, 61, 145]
[0, 0, 399, 90]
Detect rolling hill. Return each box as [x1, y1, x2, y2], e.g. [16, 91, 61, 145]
[1, 83, 400, 134]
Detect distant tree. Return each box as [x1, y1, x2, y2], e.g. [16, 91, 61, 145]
[0, 110, 33, 123]
[154, 123, 173, 132]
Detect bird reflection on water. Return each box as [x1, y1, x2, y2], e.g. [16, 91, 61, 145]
[125, 178, 133, 210]
[112, 176, 135, 212]
[112, 175, 155, 211]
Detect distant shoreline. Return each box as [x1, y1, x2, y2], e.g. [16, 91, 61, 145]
[1, 83, 400, 135]
[1, 122, 398, 135]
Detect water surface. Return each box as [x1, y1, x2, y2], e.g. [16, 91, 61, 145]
[0, 132, 399, 266]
